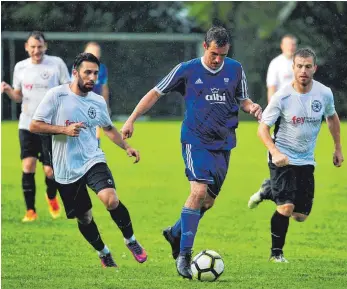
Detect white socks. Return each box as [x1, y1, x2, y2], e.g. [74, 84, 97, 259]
[98, 245, 110, 257]
[124, 235, 136, 244]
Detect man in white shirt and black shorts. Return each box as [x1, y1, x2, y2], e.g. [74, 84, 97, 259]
[248, 34, 297, 209]
[1, 31, 70, 222]
[30, 52, 147, 268]
[254, 48, 343, 262]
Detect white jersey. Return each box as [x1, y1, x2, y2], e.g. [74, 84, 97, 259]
[32, 84, 113, 184]
[12, 55, 70, 130]
[261, 80, 336, 166]
[266, 54, 294, 90]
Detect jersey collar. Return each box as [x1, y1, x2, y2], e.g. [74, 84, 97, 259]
[201, 57, 224, 74]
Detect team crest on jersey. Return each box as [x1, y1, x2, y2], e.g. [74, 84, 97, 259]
[224, 78, 229, 83]
[88, 107, 96, 119]
[311, 100, 322, 112]
[40, 70, 51, 80]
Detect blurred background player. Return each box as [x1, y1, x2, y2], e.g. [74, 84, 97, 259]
[256, 48, 343, 262]
[248, 34, 297, 209]
[72, 42, 110, 147]
[1, 31, 70, 222]
[30, 52, 147, 267]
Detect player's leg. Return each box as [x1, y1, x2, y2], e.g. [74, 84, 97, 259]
[86, 163, 147, 263]
[57, 179, 116, 267]
[291, 165, 315, 223]
[19, 129, 39, 222]
[268, 163, 297, 263]
[40, 135, 60, 218]
[248, 178, 273, 209]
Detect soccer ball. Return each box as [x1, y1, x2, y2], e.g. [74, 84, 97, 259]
[191, 250, 224, 281]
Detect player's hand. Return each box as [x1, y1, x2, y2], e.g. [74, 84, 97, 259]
[65, 122, 86, 137]
[250, 103, 262, 121]
[121, 121, 134, 140]
[126, 147, 140, 163]
[1, 81, 11, 94]
[333, 150, 344, 167]
[272, 151, 289, 167]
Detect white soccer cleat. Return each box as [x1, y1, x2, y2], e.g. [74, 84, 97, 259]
[248, 191, 263, 209]
[269, 254, 289, 263]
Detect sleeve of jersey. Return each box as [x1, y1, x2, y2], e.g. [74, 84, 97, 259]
[32, 89, 57, 124]
[12, 64, 21, 90]
[99, 101, 113, 128]
[261, 95, 281, 127]
[324, 88, 336, 117]
[266, 60, 278, 87]
[154, 63, 184, 95]
[59, 58, 71, 84]
[235, 66, 249, 101]
[99, 65, 108, 85]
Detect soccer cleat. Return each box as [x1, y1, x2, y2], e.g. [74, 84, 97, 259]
[46, 194, 61, 219]
[126, 240, 147, 263]
[22, 209, 38, 222]
[248, 191, 263, 209]
[248, 179, 271, 209]
[163, 226, 181, 260]
[176, 252, 193, 279]
[99, 253, 118, 268]
[269, 254, 289, 263]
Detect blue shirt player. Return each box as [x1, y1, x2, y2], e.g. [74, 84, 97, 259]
[121, 26, 263, 279]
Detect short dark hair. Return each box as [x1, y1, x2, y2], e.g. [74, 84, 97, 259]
[294, 48, 317, 65]
[73, 52, 100, 70]
[281, 34, 297, 43]
[205, 26, 230, 48]
[27, 31, 46, 42]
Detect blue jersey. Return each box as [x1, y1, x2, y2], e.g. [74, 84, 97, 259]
[71, 63, 108, 95]
[154, 57, 249, 150]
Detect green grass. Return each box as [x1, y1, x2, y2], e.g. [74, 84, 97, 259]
[1, 121, 347, 289]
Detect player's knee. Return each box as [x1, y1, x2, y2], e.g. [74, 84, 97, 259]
[43, 165, 54, 178]
[98, 188, 119, 210]
[22, 157, 37, 173]
[277, 203, 294, 217]
[77, 210, 93, 225]
[292, 213, 308, 222]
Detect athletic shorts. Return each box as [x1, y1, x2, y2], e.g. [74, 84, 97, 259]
[19, 129, 52, 166]
[269, 162, 315, 215]
[182, 144, 231, 199]
[57, 162, 116, 219]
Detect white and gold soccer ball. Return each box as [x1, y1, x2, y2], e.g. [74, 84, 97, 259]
[191, 249, 224, 282]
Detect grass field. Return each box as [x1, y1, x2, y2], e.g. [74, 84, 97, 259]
[1, 121, 346, 289]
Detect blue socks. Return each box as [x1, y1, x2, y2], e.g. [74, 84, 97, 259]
[179, 207, 201, 254]
[171, 207, 207, 238]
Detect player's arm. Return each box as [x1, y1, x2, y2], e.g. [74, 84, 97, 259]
[1, 81, 23, 102]
[121, 63, 184, 140]
[258, 96, 288, 167]
[121, 89, 160, 139]
[266, 60, 278, 103]
[30, 120, 86, 136]
[326, 113, 343, 167]
[240, 98, 262, 120]
[236, 66, 262, 120]
[103, 125, 140, 163]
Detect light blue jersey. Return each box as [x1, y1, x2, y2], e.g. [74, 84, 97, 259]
[262, 80, 336, 166]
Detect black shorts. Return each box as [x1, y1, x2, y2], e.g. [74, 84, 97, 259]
[269, 163, 315, 215]
[19, 129, 53, 166]
[57, 162, 116, 219]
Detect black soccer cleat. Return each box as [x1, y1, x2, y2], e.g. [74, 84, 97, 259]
[163, 226, 180, 260]
[176, 252, 193, 279]
[99, 253, 118, 268]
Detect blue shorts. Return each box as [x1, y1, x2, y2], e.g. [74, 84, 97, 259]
[182, 144, 231, 198]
